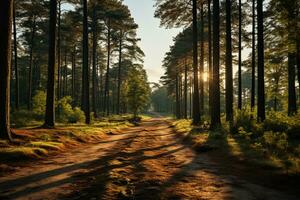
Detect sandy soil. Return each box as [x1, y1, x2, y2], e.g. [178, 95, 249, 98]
[0, 118, 298, 200]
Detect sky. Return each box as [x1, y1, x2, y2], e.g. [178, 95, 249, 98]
[123, 0, 181, 83]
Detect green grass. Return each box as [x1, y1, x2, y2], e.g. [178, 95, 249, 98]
[1, 115, 138, 163]
[173, 119, 300, 174]
[0, 146, 48, 161]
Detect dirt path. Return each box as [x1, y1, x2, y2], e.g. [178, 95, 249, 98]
[0, 119, 298, 200]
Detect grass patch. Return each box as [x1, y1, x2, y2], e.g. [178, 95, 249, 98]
[0, 147, 48, 161]
[172, 119, 300, 175]
[1, 115, 136, 163]
[29, 141, 65, 151]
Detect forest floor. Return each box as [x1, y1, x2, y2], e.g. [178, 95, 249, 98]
[0, 118, 299, 200]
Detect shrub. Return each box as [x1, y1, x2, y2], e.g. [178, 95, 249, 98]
[32, 90, 46, 118]
[68, 107, 85, 123]
[11, 109, 42, 127]
[57, 96, 85, 123]
[264, 111, 289, 133]
[263, 131, 289, 152]
[232, 108, 254, 134]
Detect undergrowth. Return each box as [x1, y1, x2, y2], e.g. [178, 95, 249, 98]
[173, 111, 300, 174]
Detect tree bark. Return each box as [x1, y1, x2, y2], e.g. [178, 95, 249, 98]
[238, 0, 242, 110]
[176, 73, 180, 119]
[208, 0, 213, 120]
[0, 0, 13, 141]
[211, 0, 221, 127]
[44, 0, 57, 128]
[296, 41, 300, 104]
[199, 2, 204, 115]
[288, 53, 297, 116]
[82, 0, 90, 124]
[251, 0, 256, 111]
[190, 75, 193, 119]
[92, 5, 98, 118]
[71, 46, 76, 105]
[225, 0, 233, 122]
[63, 49, 67, 97]
[13, 2, 19, 110]
[184, 61, 188, 119]
[57, 0, 61, 102]
[104, 18, 111, 116]
[257, 0, 265, 121]
[117, 32, 123, 115]
[192, 0, 200, 125]
[27, 16, 36, 110]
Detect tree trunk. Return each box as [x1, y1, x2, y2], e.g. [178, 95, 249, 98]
[192, 0, 200, 125]
[176, 73, 180, 119]
[184, 62, 188, 119]
[27, 17, 36, 110]
[82, 0, 90, 124]
[71, 46, 76, 105]
[211, 0, 221, 127]
[288, 53, 297, 116]
[13, 3, 19, 110]
[63, 49, 67, 96]
[208, 0, 213, 120]
[99, 65, 104, 115]
[238, 0, 242, 110]
[117, 33, 123, 115]
[44, 0, 57, 128]
[190, 75, 193, 119]
[0, 0, 13, 140]
[296, 41, 300, 104]
[251, 0, 256, 111]
[57, 0, 61, 102]
[225, 0, 233, 122]
[199, 2, 204, 115]
[104, 18, 111, 116]
[257, 0, 265, 121]
[92, 6, 98, 118]
[95, 56, 101, 111]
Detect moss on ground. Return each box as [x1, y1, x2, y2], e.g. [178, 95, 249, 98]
[0, 115, 135, 163]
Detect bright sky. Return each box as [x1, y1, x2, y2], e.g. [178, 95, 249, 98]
[123, 0, 181, 83]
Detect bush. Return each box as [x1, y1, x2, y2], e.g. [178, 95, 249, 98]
[263, 131, 289, 152]
[11, 109, 41, 127]
[32, 90, 46, 118]
[263, 111, 289, 133]
[68, 107, 85, 123]
[232, 108, 255, 134]
[57, 96, 85, 123]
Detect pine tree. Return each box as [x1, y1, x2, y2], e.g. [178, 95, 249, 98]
[0, 0, 13, 140]
[211, 0, 221, 127]
[44, 0, 57, 128]
[257, 0, 265, 121]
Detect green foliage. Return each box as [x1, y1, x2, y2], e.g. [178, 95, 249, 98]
[11, 109, 43, 127]
[232, 108, 255, 134]
[151, 86, 173, 113]
[263, 132, 289, 152]
[127, 68, 151, 117]
[57, 96, 85, 123]
[32, 90, 47, 118]
[11, 95, 85, 127]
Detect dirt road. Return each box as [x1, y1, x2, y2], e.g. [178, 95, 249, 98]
[0, 119, 298, 200]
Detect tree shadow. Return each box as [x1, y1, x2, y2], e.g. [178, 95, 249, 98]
[0, 128, 186, 200]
